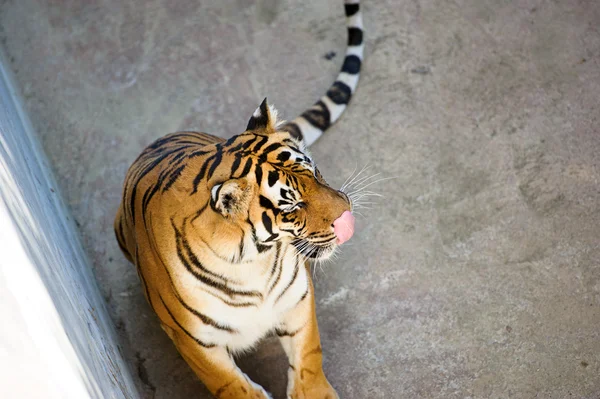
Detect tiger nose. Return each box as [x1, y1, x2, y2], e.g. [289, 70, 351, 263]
[333, 211, 355, 245]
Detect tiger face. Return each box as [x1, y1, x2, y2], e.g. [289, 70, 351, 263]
[209, 99, 355, 261]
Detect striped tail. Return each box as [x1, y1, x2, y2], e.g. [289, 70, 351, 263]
[282, 0, 364, 146]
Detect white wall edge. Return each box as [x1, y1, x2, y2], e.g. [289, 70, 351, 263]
[0, 47, 139, 398]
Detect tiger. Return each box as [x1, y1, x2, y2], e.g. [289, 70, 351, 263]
[114, 1, 364, 398]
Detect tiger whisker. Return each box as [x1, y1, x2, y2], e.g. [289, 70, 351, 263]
[352, 204, 373, 210]
[339, 162, 359, 193]
[349, 176, 397, 192]
[347, 189, 383, 197]
[351, 198, 377, 204]
[345, 172, 381, 191]
[348, 193, 383, 202]
[340, 164, 371, 192]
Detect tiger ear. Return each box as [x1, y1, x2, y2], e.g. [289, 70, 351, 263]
[246, 97, 279, 133]
[210, 178, 251, 217]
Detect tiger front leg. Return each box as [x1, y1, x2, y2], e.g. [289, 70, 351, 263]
[163, 323, 272, 399]
[277, 281, 339, 399]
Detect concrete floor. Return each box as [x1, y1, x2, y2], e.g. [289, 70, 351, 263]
[2, 0, 600, 397]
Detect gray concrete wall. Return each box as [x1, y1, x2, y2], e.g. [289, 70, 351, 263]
[0, 49, 138, 399]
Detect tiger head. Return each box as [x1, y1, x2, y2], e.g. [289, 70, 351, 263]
[209, 99, 355, 261]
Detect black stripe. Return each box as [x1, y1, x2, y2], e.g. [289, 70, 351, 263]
[207, 150, 223, 180]
[218, 298, 257, 307]
[265, 233, 279, 242]
[280, 212, 293, 222]
[237, 236, 245, 262]
[275, 328, 290, 337]
[308, 231, 337, 239]
[135, 247, 153, 309]
[238, 157, 253, 178]
[224, 135, 237, 147]
[129, 151, 174, 220]
[296, 287, 309, 304]
[275, 328, 296, 337]
[169, 150, 188, 165]
[287, 174, 298, 190]
[311, 236, 336, 244]
[173, 220, 262, 299]
[146, 135, 176, 150]
[259, 195, 277, 211]
[253, 135, 269, 152]
[255, 164, 263, 185]
[261, 143, 284, 157]
[347, 27, 363, 46]
[275, 324, 305, 337]
[190, 204, 209, 223]
[268, 170, 279, 187]
[153, 239, 237, 333]
[262, 212, 273, 234]
[116, 236, 131, 260]
[162, 164, 186, 192]
[174, 220, 227, 282]
[287, 145, 302, 154]
[159, 295, 216, 348]
[198, 234, 245, 264]
[242, 136, 258, 150]
[256, 242, 272, 253]
[226, 142, 245, 154]
[341, 55, 361, 74]
[188, 149, 210, 159]
[302, 101, 331, 131]
[182, 221, 238, 266]
[164, 140, 202, 147]
[344, 3, 360, 16]
[228, 135, 257, 154]
[121, 179, 129, 219]
[191, 153, 216, 194]
[137, 268, 152, 307]
[268, 245, 284, 294]
[275, 257, 300, 303]
[251, 229, 273, 253]
[116, 218, 127, 246]
[266, 243, 282, 286]
[149, 221, 237, 332]
[173, 131, 210, 139]
[192, 144, 221, 185]
[327, 80, 352, 104]
[277, 151, 291, 162]
[141, 166, 172, 220]
[174, 294, 236, 332]
[299, 218, 307, 233]
[230, 155, 241, 176]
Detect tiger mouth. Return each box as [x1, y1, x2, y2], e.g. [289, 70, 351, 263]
[292, 239, 336, 260]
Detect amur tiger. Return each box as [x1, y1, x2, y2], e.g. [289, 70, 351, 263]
[114, 1, 364, 397]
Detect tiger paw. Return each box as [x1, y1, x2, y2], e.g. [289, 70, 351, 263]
[215, 379, 272, 399]
[287, 382, 339, 399]
[248, 379, 273, 399]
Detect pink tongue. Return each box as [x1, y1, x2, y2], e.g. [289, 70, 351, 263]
[333, 211, 355, 245]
